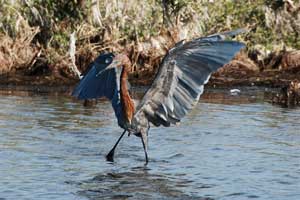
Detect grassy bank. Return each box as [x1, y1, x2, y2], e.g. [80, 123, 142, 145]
[0, 0, 300, 86]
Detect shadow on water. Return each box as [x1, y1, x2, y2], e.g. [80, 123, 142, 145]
[76, 166, 213, 200]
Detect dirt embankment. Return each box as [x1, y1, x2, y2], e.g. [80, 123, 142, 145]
[2, 30, 300, 107]
[210, 50, 300, 88]
[1, 25, 300, 90]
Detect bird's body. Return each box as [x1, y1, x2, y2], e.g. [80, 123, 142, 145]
[72, 29, 246, 164]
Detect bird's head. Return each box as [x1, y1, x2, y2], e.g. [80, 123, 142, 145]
[114, 53, 131, 71]
[95, 53, 131, 77]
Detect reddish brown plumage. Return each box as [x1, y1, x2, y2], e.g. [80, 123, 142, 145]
[115, 54, 135, 124]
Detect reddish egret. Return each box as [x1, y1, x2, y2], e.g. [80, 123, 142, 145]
[72, 29, 246, 164]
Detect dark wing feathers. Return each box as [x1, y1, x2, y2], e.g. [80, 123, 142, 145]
[72, 53, 126, 128]
[72, 53, 118, 100]
[134, 39, 245, 127]
[72, 66, 117, 100]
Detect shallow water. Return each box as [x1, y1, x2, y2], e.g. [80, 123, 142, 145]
[0, 87, 299, 200]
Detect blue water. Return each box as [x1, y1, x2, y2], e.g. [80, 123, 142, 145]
[0, 88, 299, 200]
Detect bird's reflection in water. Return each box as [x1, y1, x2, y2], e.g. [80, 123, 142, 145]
[76, 167, 213, 200]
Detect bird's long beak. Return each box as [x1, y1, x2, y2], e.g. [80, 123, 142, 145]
[96, 59, 121, 77]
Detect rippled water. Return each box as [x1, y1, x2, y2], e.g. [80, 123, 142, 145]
[0, 87, 299, 200]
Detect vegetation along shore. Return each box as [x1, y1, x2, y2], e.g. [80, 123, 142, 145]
[1, 0, 300, 91]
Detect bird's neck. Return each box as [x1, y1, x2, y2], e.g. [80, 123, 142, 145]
[120, 68, 135, 124]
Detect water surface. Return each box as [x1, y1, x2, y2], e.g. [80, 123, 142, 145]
[0, 87, 299, 200]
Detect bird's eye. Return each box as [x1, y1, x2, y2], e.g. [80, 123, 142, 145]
[105, 57, 112, 64]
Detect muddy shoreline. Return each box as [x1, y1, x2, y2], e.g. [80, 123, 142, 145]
[1, 49, 300, 89]
[1, 65, 298, 88]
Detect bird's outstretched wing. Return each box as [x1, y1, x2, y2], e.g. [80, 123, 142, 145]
[72, 53, 118, 100]
[72, 53, 123, 122]
[133, 33, 245, 127]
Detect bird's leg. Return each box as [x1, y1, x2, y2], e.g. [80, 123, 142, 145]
[141, 132, 149, 165]
[106, 130, 126, 162]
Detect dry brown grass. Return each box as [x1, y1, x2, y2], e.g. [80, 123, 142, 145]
[0, 17, 39, 75]
[1, 0, 300, 86]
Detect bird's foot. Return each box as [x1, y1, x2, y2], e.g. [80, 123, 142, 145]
[105, 130, 127, 162]
[106, 151, 114, 162]
[144, 157, 149, 166]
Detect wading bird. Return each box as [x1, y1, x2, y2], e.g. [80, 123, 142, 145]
[72, 29, 246, 164]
